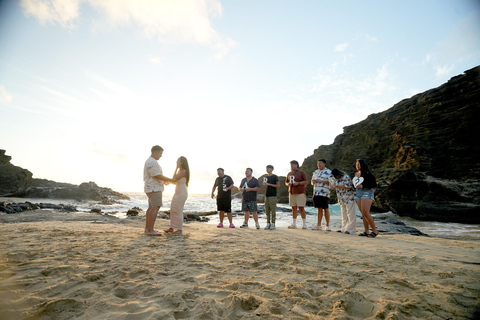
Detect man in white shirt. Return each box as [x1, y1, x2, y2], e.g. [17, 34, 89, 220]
[144, 145, 175, 236]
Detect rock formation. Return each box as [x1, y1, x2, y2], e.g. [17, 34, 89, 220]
[301, 66, 480, 223]
[25, 180, 130, 202]
[0, 149, 129, 202]
[0, 150, 33, 196]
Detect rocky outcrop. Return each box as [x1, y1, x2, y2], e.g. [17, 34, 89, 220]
[301, 66, 480, 223]
[0, 149, 129, 202]
[0, 202, 77, 214]
[0, 150, 33, 196]
[24, 180, 130, 203]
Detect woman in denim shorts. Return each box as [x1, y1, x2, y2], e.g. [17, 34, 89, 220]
[353, 159, 379, 238]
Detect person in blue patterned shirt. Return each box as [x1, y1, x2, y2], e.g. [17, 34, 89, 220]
[311, 159, 333, 230]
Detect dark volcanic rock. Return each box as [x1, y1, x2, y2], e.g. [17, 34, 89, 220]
[301, 66, 480, 223]
[0, 201, 76, 214]
[24, 180, 130, 202]
[0, 150, 33, 196]
[0, 149, 129, 202]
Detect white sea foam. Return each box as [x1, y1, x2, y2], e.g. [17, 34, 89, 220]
[2, 193, 479, 240]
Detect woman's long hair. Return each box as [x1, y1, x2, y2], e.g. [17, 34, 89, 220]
[356, 159, 373, 177]
[175, 156, 190, 187]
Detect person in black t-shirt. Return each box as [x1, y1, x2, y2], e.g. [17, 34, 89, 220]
[263, 165, 279, 230]
[211, 168, 235, 228]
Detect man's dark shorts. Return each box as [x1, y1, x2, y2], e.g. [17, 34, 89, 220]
[217, 197, 232, 213]
[313, 195, 329, 209]
[242, 200, 257, 212]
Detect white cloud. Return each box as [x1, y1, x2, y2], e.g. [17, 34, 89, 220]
[0, 85, 13, 102]
[365, 34, 378, 42]
[86, 142, 134, 165]
[435, 64, 454, 77]
[85, 70, 131, 95]
[20, 0, 81, 28]
[310, 63, 397, 116]
[426, 11, 480, 77]
[334, 42, 348, 52]
[20, 0, 236, 58]
[148, 55, 163, 65]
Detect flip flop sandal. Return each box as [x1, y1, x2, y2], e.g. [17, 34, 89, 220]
[358, 232, 369, 237]
[368, 232, 378, 238]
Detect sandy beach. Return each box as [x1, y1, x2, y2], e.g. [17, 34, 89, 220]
[1, 210, 479, 320]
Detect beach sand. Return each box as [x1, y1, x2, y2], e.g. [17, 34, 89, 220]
[1, 210, 479, 320]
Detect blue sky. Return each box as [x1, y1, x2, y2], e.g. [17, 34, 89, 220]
[1, 0, 479, 194]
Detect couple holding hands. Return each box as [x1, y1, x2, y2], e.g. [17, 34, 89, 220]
[144, 145, 190, 236]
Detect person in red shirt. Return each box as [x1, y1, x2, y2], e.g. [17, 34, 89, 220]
[285, 160, 308, 229]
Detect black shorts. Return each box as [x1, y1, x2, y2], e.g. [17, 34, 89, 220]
[217, 197, 232, 213]
[313, 195, 329, 209]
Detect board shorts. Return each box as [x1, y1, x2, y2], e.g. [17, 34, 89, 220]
[242, 200, 257, 212]
[216, 197, 232, 213]
[146, 191, 163, 207]
[313, 195, 329, 209]
[289, 193, 306, 207]
[355, 188, 375, 201]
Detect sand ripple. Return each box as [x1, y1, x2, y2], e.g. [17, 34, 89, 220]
[0, 211, 479, 319]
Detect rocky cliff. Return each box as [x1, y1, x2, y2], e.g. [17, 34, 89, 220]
[0, 149, 129, 202]
[0, 150, 33, 196]
[301, 66, 480, 223]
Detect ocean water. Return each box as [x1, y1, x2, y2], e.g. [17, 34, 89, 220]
[110, 192, 344, 228]
[2, 193, 479, 241]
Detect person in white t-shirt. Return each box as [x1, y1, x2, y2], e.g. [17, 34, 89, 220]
[144, 145, 175, 236]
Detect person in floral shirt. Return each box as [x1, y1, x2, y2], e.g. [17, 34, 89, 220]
[311, 159, 333, 230]
[331, 168, 357, 234]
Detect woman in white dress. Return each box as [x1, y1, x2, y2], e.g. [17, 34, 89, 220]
[164, 156, 189, 234]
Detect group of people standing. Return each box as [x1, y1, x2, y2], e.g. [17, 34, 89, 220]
[210, 165, 280, 230]
[210, 159, 378, 238]
[143, 145, 378, 238]
[308, 159, 378, 238]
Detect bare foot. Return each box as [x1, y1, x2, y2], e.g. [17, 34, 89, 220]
[145, 230, 162, 236]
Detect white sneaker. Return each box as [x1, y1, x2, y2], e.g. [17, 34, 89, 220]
[312, 225, 322, 231]
[302, 225, 307, 229]
[256, 222, 260, 229]
[270, 223, 275, 230]
[326, 226, 331, 231]
[240, 222, 248, 228]
[264, 223, 271, 230]
[288, 224, 297, 229]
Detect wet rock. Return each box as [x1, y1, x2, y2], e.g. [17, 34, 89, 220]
[373, 215, 428, 236]
[185, 213, 201, 221]
[126, 209, 139, 216]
